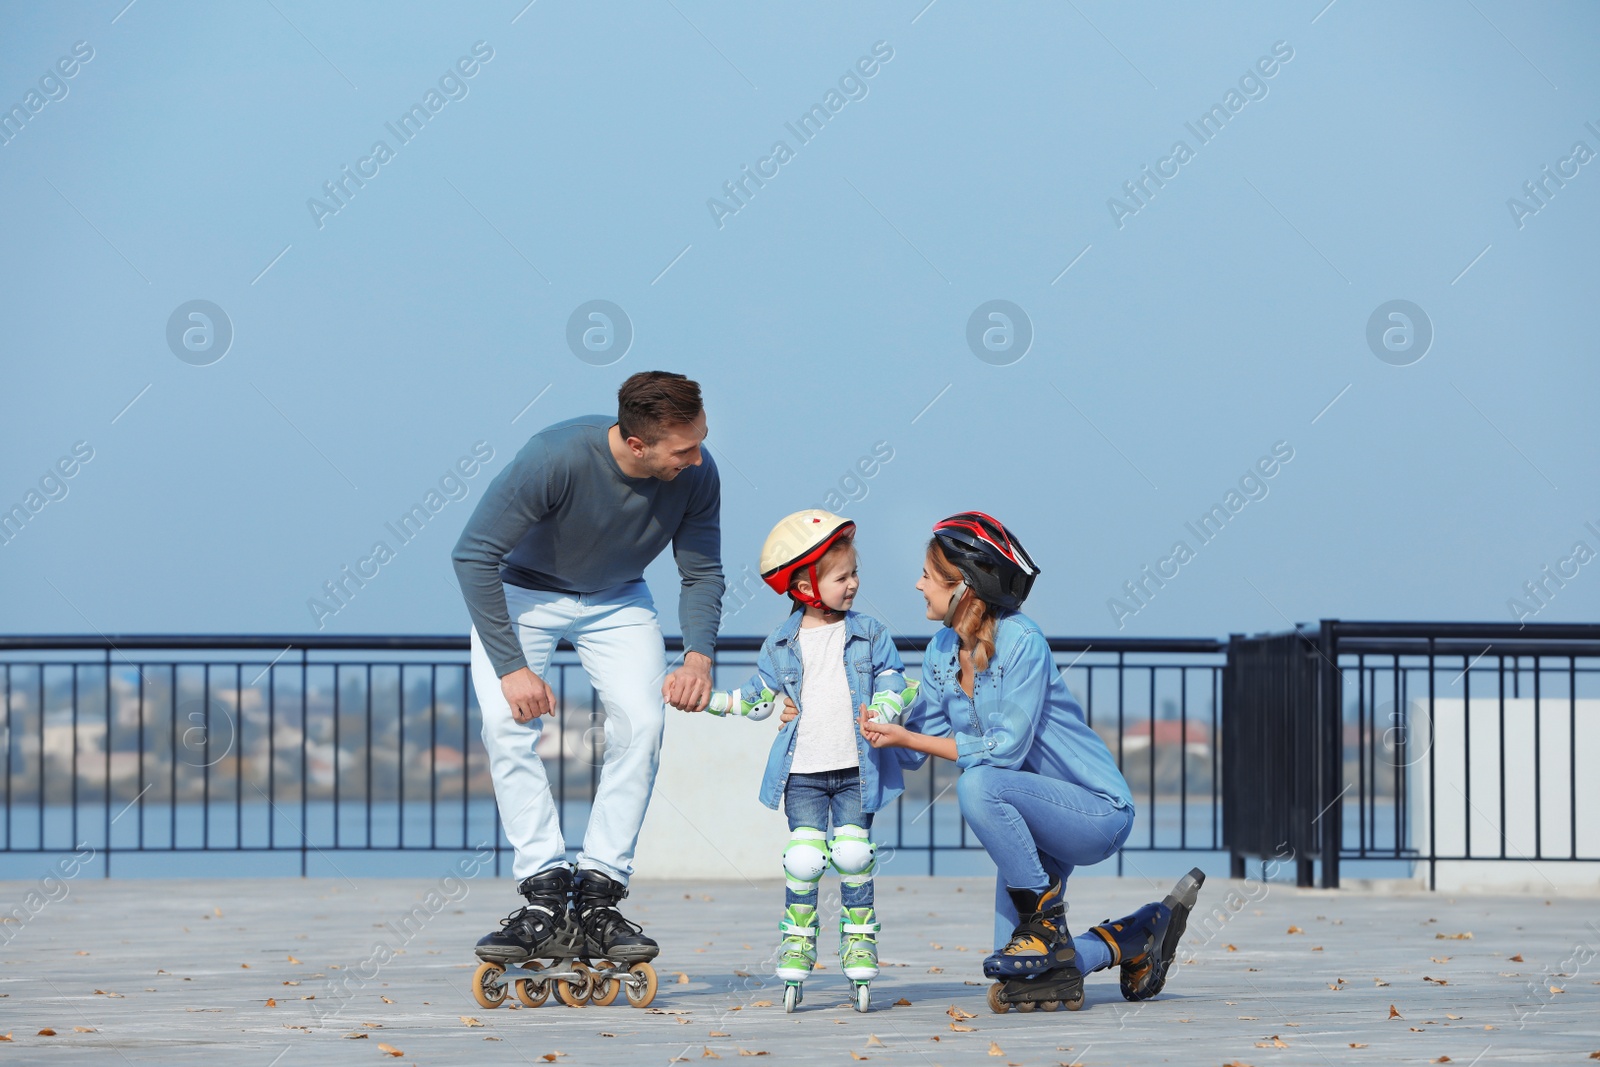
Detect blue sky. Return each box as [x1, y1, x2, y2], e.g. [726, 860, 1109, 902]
[2, 0, 1597, 644]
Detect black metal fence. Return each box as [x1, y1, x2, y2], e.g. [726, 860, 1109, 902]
[0, 633, 1228, 878]
[1223, 621, 1600, 888]
[10, 623, 1593, 887]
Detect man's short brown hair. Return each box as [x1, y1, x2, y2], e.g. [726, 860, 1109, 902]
[617, 371, 704, 445]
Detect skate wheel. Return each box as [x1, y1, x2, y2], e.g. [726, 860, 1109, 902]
[472, 961, 508, 1010]
[783, 984, 800, 1014]
[1040, 999, 1061, 1012]
[854, 984, 870, 1013]
[590, 961, 621, 1007]
[512, 962, 549, 1008]
[555, 960, 593, 1007]
[986, 982, 1010, 1014]
[624, 961, 658, 1008]
[1064, 993, 1085, 1011]
[1017, 998, 1038, 1012]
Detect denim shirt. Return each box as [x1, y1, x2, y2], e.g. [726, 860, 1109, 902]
[900, 612, 1133, 811]
[744, 609, 909, 813]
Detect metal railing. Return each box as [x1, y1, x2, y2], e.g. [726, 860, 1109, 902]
[1222, 621, 1600, 889]
[0, 634, 1228, 878]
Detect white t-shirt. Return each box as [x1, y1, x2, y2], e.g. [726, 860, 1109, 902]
[788, 620, 859, 773]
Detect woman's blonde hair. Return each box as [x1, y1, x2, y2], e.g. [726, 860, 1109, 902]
[927, 539, 996, 672]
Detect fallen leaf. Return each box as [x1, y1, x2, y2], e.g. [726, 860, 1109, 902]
[927, 966, 943, 974]
[1226, 944, 1238, 952]
[380, 996, 393, 1004]
[1374, 978, 1391, 987]
[73, 1027, 95, 1033]
[676, 972, 690, 984]
[738, 1052, 768, 1058]
[950, 1023, 975, 1033]
[931, 943, 944, 949]
[1435, 932, 1473, 940]
[38, 1029, 57, 1036]
[241, 963, 250, 969]
[461, 1016, 483, 1027]
[1446, 1014, 1463, 1020]
[600, 1032, 616, 1038]
[849, 1055, 868, 1062]
[894, 998, 912, 1006]
[0, 1035, 9, 1043]
[542, 1055, 568, 1063]
[1287, 925, 1304, 934]
[1434, 1058, 1452, 1063]
[1430, 956, 1451, 964]
[377, 1043, 404, 1057]
[1349, 1042, 1368, 1048]
[1389, 1005, 1402, 1020]
[1509, 954, 1524, 962]
[343, 1033, 369, 1039]
[265, 998, 277, 1007]
[710, 1031, 730, 1038]
[987, 1041, 1004, 1056]
[702, 1050, 720, 1060]
[751, 1000, 772, 1007]
[1423, 976, 1448, 985]
[866, 1035, 885, 1047]
[1550, 985, 1567, 995]
[733, 970, 751, 978]
[947, 1005, 977, 1020]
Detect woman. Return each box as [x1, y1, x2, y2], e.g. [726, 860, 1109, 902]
[861, 512, 1204, 1013]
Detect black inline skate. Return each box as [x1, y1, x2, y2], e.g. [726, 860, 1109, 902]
[983, 879, 1085, 1013]
[1086, 867, 1206, 1001]
[472, 866, 586, 1010]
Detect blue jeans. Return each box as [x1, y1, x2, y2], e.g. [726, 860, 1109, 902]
[956, 764, 1134, 950]
[784, 769, 874, 909]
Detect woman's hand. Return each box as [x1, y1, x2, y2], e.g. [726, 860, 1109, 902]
[779, 696, 799, 724]
[859, 704, 909, 749]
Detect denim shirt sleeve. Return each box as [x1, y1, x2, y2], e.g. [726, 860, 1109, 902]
[739, 635, 782, 698]
[953, 629, 1051, 770]
[868, 622, 907, 696]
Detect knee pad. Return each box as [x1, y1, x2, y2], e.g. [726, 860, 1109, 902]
[783, 828, 829, 892]
[829, 824, 875, 882]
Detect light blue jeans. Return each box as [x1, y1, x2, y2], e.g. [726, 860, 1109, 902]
[956, 764, 1134, 952]
[470, 579, 667, 884]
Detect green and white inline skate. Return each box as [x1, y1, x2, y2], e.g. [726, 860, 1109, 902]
[776, 903, 818, 1013]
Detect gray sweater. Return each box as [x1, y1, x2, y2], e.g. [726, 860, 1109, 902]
[452, 415, 724, 677]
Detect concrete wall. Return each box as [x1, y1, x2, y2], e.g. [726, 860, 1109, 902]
[1410, 697, 1600, 892]
[633, 704, 791, 881]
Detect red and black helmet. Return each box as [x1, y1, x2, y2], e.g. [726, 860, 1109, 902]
[932, 511, 1039, 612]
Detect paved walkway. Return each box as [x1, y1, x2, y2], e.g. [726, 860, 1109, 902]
[1, 870, 1594, 1065]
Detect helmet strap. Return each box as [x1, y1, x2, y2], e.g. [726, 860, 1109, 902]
[942, 582, 969, 629]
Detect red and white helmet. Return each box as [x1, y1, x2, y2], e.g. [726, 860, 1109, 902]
[760, 510, 856, 610]
[931, 511, 1039, 613]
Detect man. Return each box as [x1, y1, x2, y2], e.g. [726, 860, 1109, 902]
[452, 370, 723, 968]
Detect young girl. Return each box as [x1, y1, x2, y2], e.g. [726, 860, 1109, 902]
[700, 509, 917, 1013]
[861, 512, 1204, 1014]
